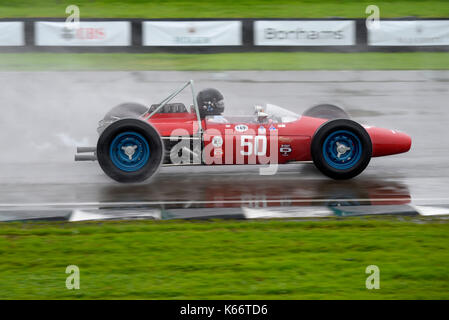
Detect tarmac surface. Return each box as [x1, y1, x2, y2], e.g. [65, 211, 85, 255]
[0, 70, 448, 221]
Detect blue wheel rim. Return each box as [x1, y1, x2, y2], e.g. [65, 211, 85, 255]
[109, 131, 150, 172]
[322, 130, 362, 170]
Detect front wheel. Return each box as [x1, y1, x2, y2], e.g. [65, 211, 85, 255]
[97, 118, 163, 183]
[311, 119, 372, 180]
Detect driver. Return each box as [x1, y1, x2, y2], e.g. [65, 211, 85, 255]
[196, 88, 227, 123]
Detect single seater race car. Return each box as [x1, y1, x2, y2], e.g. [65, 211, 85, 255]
[75, 80, 411, 183]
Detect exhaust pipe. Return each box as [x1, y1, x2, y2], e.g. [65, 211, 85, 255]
[75, 146, 97, 161]
[77, 146, 97, 153]
[75, 154, 97, 161]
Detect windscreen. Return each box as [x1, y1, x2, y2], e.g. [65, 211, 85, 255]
[264, 103, 300, 123]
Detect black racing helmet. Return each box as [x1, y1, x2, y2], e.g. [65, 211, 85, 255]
[196, 88, 225, 117]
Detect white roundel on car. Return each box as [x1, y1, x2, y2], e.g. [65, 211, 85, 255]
[212, 136, 223, 147]
[235, 124, 248, 132]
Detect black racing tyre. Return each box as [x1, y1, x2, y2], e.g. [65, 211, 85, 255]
[104, 103, 148, 120]
[303, 104, 350, 120]
[98, 103, 149, 134]
[97, 118, 163, 183]
[311, 119, 372, 180]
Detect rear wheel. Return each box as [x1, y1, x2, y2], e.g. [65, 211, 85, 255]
[311, 119, 372, 180]
[97, 118, 163, 183]
[104, 103, 148, 120]
[303, 104, 350, 120]
[98, 103, 148, 134]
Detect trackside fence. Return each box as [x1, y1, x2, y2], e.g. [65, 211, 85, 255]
[0, 18, 448, 52]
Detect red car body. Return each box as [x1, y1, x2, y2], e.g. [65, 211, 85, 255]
[144, 111, 411, 165]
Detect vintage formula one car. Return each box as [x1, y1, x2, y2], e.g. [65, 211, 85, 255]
[75, 80, 411, 183]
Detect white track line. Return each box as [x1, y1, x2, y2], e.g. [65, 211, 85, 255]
[69, 209, 162, 222]
[0, 198, 448, 208]
[412, 205, 449, 216]
[243, 207, 334, 219]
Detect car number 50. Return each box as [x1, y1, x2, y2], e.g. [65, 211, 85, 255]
[240, 135, 267, 156]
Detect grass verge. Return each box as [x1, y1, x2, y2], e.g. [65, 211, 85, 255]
[0, 52, 448, 71]
[0, 217, 448, 299]
[0, 0, 448, 18]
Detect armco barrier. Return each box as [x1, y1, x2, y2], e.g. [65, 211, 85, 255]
[0, 18, 448, 53]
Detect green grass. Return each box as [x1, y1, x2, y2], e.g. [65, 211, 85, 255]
[0, 217, 448, 299]
[0, 0, 447, 18]
[1, 52, 448, 71]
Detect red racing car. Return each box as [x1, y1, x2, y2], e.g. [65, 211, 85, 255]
[75, 80, 411, 183]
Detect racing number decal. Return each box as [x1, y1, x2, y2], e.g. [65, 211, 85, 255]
[240, 135, 267, 156]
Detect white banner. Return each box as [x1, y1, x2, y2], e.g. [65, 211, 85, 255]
[255, 20, 355, 46]
[35, 21, 131, 46]
[368, 20, 449, 46]
[0, 22, 24, 46]
[143, 21, 241, 46]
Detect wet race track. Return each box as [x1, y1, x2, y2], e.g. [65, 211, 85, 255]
[0, 70, 448, 221]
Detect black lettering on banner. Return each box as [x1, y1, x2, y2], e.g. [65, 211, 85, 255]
[264, 28, 346, 41]
[264, 28, 275, 39]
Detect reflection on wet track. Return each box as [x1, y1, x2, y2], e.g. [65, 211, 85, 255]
[96, 172, 411, 208]
[0, 162, 448, 221]
[0, 162, 445, 221]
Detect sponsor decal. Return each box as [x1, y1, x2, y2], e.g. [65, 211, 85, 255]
[0, 22, 24, 46]
[235, 124, 249, 132]
[368, 20, 449, 46]
[35, 21, 131, 46]
[61, 27, 105, 41]
[255, 20, 355, 46]
[143, 21, 242, 46]
[280, 144, 292, 156]
[211, 136, 223, 147]
[258, 126, 266, 134]
[214, 148, 223, 157]
[279, 136, 292, 143]
[278, 124, 286, 128]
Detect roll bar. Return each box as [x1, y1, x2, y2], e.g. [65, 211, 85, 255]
[142, 80, 203, 134]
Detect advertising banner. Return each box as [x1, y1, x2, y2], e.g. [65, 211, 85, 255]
[254, 20, 355, 46]
[0, 22, 24, 46]
[368, 20, 449, 46]
[143, 21, 242, 46]
[35, 21, 131, 46]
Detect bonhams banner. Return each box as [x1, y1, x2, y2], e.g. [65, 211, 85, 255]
[143, 21, 242, 46]
[255, 20, 355, 46]
[0, 22, 24, 46]
[368, 20, 449, 46]
[35, 21, 131, 46]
